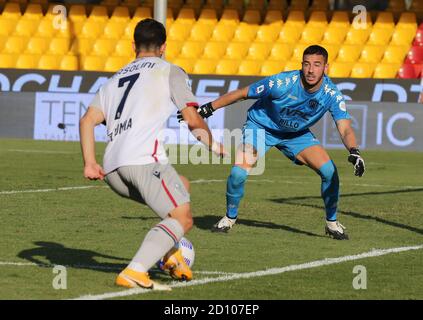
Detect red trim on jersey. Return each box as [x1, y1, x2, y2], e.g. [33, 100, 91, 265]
[161, 180, 178, 208]
[152, 139, 158, 162]
[186, 102, 199, 107]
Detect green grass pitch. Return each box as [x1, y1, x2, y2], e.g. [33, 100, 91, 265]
[0, 138, 422, 300]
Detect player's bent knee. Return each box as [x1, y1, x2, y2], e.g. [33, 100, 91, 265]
[318, 160, 338, 181]
[169, 203, 193, 232]
[230, 166, 248, 186]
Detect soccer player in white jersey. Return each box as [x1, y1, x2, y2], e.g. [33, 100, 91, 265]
[185, 45, 365, 240]
[80, 18, 225, 290]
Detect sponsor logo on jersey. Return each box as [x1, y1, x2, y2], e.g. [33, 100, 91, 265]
[153, 170, 161, 179]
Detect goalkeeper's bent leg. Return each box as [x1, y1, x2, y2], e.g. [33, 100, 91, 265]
[226, 166, 248, 219]
[317, 160, 340, 221]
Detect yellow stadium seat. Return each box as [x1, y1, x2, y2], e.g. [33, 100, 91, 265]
[70, 38, 93, 56]
[246, 42, 272, 60]
[242, 9, 261, 24]
[198, 8, 218, 25]
[173, 57, 195, 73]
[284, 60, 302, 71]
[201, 41, 227, 59]
[122, 19, 138, 40]
[233, 23, 258, 42]
[168, 22, 192, 41]
[299, 25, 325, 44]
[344, 27, 371, 45]
[184, 0, 203, 15]
[260, 60, 285, 76]
[47, 38, 70, 55]
[397, 12, 417, 28]
[165, 40, 183, 60]
[104, 21, 126, 40]
[255, 24, 282, 43]
[179, 40, 205, 59]
[104, 56, 130, 72]
[88, 6, 108, 23]
[82, 55, 105, 71]
[322, 26, 348, 45]
[390, 27, 417, 46]
[220, 9, 240, 26]
[60, 55, 78, 71]
[291, 43, 310, 62]
[25, 37, 49, 54]
[210, 23, 236, 42]
[110, 6, 130, 22]
[382, 45, 409, 64]
[80, 20, 105, 39]
[16, 54, 39, 69]
[359, 45, 386, 63]
[34, 18, 56, 38]
[311, 0, 329, 10]
[329, 11, 350, 28]
[3, 36, 28, 54]
[13, 19, 39, 37]
[192, 58, 218, 74]
[374, 12, 395, 30]
[247, 0, 266, 10]
[114, 39, 133, 57]
[285, 11, 305, 28]
[224, 42, 249, 59]
[0, 35, 6, 52]
[0, 53, 16, 68]
[226, 0, 244, 14]
[92, 38, 116, 57]
[268, 0, 288, 10]
[336, 44, 363, 62]
[308, 11, 328, 28]
[238, 60, 262, 76]
[351, 62, 376, 78]
[351, 12, 372, 30]
[328, 62, 353, 77]
[69, 5, 87, 22]
[23, 4, 43, 20]
[38, 54, 60, 70]
[176, 7, 196, 25]
[0, 18, 17, 36]
[373, 62, 401, 78]
[264, 10, 283, 26]
[215, 59, 240, 75]
[55, 25, 72, 39]
[320, 44, 340, 63]
[269, 43, 294, 61]
[132, 7, 152, 20]
[1, 3, 21, 20]
[290, 0, 309, 10]
[277, 24, 303, 44]
[367, 28, 393, 45]
[188, 22, 214, 41]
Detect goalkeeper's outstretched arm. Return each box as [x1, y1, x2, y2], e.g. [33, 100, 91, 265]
[209, 86, 250, 111]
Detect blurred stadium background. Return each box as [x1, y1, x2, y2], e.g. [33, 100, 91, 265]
[0, 0, 422, 300]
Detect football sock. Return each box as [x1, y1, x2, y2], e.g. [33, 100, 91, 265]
[128, 218, 184, 272]
[226, 166, 248, 219]
[317, 160, 340, 221]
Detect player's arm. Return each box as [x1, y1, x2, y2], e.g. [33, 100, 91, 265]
[79, 106, 106, 180]
[336, 119, 365, 177]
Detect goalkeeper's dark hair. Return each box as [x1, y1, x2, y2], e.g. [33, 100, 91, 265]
[134, 18, 166, 53]
[303, 45, 328, 63]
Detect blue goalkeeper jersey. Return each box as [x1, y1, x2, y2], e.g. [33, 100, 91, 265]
[246, 70, 350, 134]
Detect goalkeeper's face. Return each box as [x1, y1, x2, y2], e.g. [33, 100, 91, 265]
[301, 54, 328, 86]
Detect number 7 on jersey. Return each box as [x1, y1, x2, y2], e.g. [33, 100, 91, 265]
[115, 73, 140, 120]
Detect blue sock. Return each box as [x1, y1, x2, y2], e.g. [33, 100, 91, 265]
[317, 160, 339, 221]
[226, 166, 248, 219]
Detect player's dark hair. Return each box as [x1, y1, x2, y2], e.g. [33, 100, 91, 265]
[134, 18, 166, 53]
[303, 45, 328, 63]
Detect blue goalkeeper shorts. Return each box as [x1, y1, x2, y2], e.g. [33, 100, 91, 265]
[242, 119, 321, 165]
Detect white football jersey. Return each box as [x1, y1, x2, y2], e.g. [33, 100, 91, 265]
[90, 57, 197, 174]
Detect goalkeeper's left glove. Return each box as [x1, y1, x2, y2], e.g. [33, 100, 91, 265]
[177, 102, 215, 123]
[348, 147, 365, 177]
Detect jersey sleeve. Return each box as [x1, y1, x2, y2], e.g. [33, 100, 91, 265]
[169, 64, 198, 111]
[247, 74, 285, 100]
[90, 90, 103, 112]
[328, 89, 351, 122]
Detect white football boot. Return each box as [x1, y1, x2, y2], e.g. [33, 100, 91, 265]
[212, 216, 237, 232]
[325, 220, 349, 240]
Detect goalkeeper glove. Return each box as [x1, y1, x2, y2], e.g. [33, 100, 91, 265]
[348, 147, 365, 177]
[177, 102, 215, 123]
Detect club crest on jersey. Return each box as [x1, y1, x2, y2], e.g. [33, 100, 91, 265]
[309, 99, 319, 109]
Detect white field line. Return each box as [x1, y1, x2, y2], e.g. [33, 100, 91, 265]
[5, 149, 76, 154]
[72, 244, 423, 300]
[0, 186, 106, 195]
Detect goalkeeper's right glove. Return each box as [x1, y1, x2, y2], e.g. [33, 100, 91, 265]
[177, 102, 215, 123]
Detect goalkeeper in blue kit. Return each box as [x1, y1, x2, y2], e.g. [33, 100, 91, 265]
[180, 45, 365, 240]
